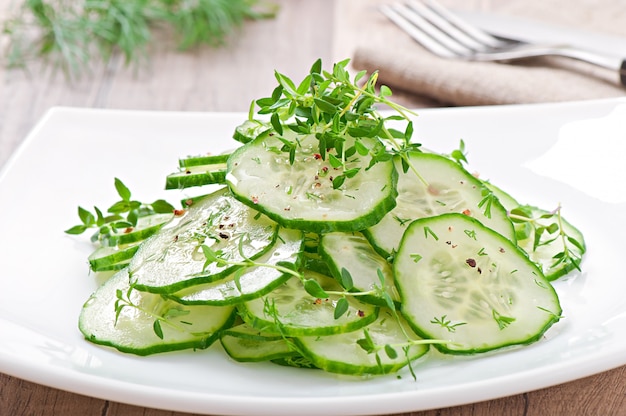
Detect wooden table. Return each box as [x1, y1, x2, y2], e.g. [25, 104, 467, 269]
[1, 1, 625, 415]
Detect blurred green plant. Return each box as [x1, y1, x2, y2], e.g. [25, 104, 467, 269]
[2, 0, 277, 78]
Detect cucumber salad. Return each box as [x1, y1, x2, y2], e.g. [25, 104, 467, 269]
[68, 59, 585, 378]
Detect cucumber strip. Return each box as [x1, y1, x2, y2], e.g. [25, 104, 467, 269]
[364, 152, 514, 259]
[294, 309, 429, 376]
[129, 188, 278, 293]
[511, 205, 586, 281]
[79, 269, 235, 356]
[170, 228, 304, 305]
[226, 131, 397, 233]
[88, 244, 140, 272]
[394, 213, 562, 354]
[179, 153, 230, 168]
[319, 232, 399, 306]
[165, 163, 227, 189]
[239, 270, 379, 337]
[107, 213, 174, 246]
[232, 119, 271, 144]
[221, 322, 283, 341]
[220, 333, 296, 362]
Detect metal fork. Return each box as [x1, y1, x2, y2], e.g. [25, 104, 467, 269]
[381, 0, 626, 86]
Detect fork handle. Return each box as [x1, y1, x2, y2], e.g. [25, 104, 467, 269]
[554, 46, 626, 86]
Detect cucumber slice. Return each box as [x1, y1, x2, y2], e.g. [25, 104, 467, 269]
[129, 188, 278, 293]
[170, 228, 304, 305]
[79, 269, 235, 356]
[178, 153, 230, 168]
[239, 270, 379, 337]
[319, 232, 399, 306]
[165, 164, 227, 189]
[88, 243, 140, 272]
[107, 213, 174, 246]
[364, 152, 514, 259]
[294, 309, 429, 376]
[512, 205, 586, 281]
[226, 131, 397, 233]
[232, 119, 271, 144]
[394, 213, 561, 354]
[220, 323, 296, 362]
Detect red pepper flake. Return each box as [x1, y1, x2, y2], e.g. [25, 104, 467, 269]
[219, 232, 229, 239]
[357, 310, 365, 317]
[466, 258, 477, 268]
[313, 153, 322, 160]
[313, 298, 322, 305]
[251, 196, 259, 204]
[174, 209, 185, 216]
[173, 235, 179, 242]
[184, 199, 194, 207]
[499, 247, 506, 253]
[124, 227, 134, 234]
[462, 209, 471, 216]
[321, 166, 329, 173]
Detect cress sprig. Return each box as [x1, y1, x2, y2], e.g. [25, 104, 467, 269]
[508, 204, 585, 277]
[253, 58, 425, 190]
[65, 177, 175, 246]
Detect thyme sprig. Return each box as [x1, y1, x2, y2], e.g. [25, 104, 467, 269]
[254, 59, 426, 190]
[2, 0, 277, 78]
[509, 204, 585, 275]
[201, 235, 385, 320]
[64, 177, 174, 246]
[114, 282, 198, 339]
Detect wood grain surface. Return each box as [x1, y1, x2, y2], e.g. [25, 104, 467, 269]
[0, 1, 625, 415]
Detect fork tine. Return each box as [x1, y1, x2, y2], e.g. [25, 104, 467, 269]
[381, 3, 473, 58]
[418, 0, 510, 49]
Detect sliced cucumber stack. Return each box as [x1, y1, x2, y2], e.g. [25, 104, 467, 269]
[72, 59, 583, 379]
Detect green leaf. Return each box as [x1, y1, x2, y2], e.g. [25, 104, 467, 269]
[310, 58, 322, 75]
[270, 112, 283, 136]
[356, 328, 375, 353]
[384, 344, 398, 359]
[78, 206, 95, 226]
[380, 85, 392, 97]
[153, 320, 164, 339]
[151, 199, 175, 213]
[334, 297, 349, 319]
[314, 97, 337, 114]
[108, 200, 130, 214]
[339, 267, 354, 290]
[332, 175, 346, 189]
[64, 224, 87, 235]
[304, 279, 329, 299]
[328, 153, 343, 168]
[114, 178, 131, 201]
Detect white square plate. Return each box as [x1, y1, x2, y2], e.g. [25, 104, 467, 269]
[1, 100, 625, 415]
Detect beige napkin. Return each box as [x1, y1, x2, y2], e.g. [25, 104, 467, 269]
[347, 0, 626, 107]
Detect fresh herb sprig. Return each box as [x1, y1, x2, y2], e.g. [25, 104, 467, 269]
[254, 58, 424, 190]
[200, 236, 386, 319]
[509, 204, 585, 277]
[115, 282, 202, 340]
[2, 0, 277, 78]
[65, 177, 175, 246]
